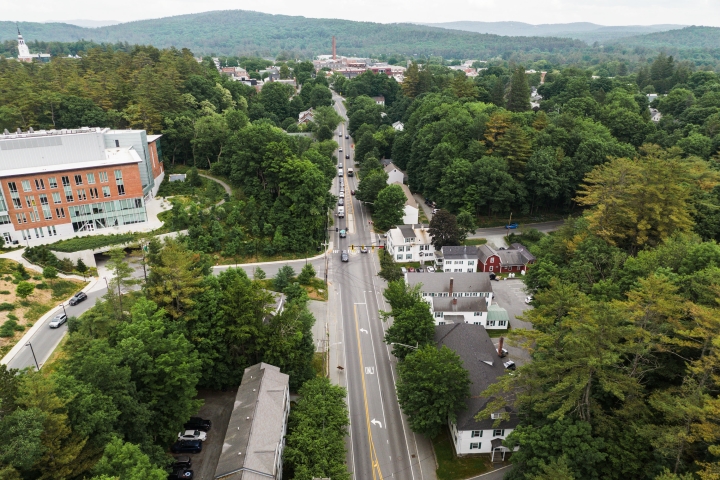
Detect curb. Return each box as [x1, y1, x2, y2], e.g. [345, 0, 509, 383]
[0, 277, 99, 366]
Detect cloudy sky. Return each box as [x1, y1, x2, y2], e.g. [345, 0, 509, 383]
[7, 0, 720, 27]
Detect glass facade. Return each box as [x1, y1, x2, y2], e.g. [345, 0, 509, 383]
[69, 197, 146, 232]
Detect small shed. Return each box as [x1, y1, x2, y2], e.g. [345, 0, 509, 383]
[169, 174, 186, 182]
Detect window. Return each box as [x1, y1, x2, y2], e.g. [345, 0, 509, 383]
[102, 186, 111, 197]
[62, 176, 70, 187]
[471, 430, 482, 438]
[468, 260, 475, 265]
[87, 173, 96, 184]
[396, 254, 403, 260]
[7, 182, 17, 193]
[493, 429, 505, 437]
[21, 180, 31, 192]
[16, 213, 27, 223]
[498, 320, 507, 327]
[42, 206, 52, 220]
[438, 321, 446, 325]
[77, 189, 87, 201]
[25, 196, 33, 208]
[11, 198, 21, 209]
[52, 192, 61, 204]
[491, 413, 503, 419]
[90, 187, 98, 199]
[47, 225, 57, 236]
[56, 207, 66, 218]
[406, 254, 412, 259]
[489, 266, 494, 272]
[0, 215, 9, 225]
[490, 257, 494, 263]
[64, 186, 74, 202]
[39, 194, 48, 206]
[114, 170, 123, 181]
[470, 443, 480, 450]
[49, 177, 57, 188]
[434, 312, 444, 318]
[99, 171, 108, 183]
[487, 320, 496, 327]
[74, 174, 83, 185]
[114, 139, 120, 147]
[35, 178, 45, 190]
[115, 170, 125, 195]
[474, 312, 481, 316]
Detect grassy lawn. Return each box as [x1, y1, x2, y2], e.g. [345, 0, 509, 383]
[464, 238, 487, 246]
[475, 213, 566, 228]
[434, 428, 491, 480]
[254, 277, 329, 302]
[312, 352, 326, 377]
[486, 328, 510, 338]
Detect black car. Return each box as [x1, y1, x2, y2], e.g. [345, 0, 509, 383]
[173, 456, 192, 468]
[341, 251, 349, 262]
[68, 291, 88, 306]
[345, 154, 350, 159]
[345, 135, 349, 139]
[168, 468, 194, 480]
[170, 440, 202, 454]
[183, 417, 212, 432]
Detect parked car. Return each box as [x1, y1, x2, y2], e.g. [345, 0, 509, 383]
[432, 208, 439, 214]
[401, 267, 407, 274]
[173, 456, 192, 468]
[68, 291, 87, 306]
[177, 430, 207, 442]
[49, 313, 68, 328]
[505, 223, 519, 229]
[408, 267, 415, 272]
[426, 266, 436, 273]
[170, 440, 202, 454]
[183, 417, 211, 432]
[339, 229, 347, 238]
[416, 267, 424, 272]
[525, 295, 533, 304]
[338, 191, 345, 198]
[341, 250, 349, 262]
[168, 468, 194, 480]
[360, 246, 368, 253]
[338, 133, 342, 137]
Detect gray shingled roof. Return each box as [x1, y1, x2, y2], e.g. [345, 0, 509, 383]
[406, 272, 493, 294]
[477, 244, 496, 263]
[214, 363, 289, 479]
[432, 297, 487, 313]
[478, 244, 535, 266]
[434, 324, 519, 430]
[441, 246, 479, 259]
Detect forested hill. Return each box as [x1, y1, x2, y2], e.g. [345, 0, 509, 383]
[0, 10, 585, 58]
[606, 26, 720, 49]
[421, 21, 685, 44]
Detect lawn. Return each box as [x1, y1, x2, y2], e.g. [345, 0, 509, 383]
[464, 238, 487, 246]
[434, 428, 491, 480]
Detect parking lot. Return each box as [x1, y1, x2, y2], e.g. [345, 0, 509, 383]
[180, 388, 238, 480]
[491, 278, 533, 330]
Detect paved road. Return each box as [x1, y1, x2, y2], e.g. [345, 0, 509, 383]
[470, 220, 564, 247]
[332, 93, 436, 480]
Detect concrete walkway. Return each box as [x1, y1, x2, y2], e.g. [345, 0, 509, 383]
[198, 173, 232, 206]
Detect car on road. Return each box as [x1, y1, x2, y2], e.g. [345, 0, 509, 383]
[177, 430, 207, 442]
[338, 198, 344, 206]
[505, 223, 519, 229]
[168, 468, 194, 480]
[338, 191, 344, 198]
[338, 133, 342, 137]
[49, 313, 68, 328]
[173, 456, 192, 468]
[360, 246, 368, 253]
[345, 154, 350, 159]
[339, 229, 347, 238]
[170, 440, 202, 454]
[350, 190, 355, 195]
[408, 267, 415, 272]
[339, 147, 343, 152]
[338, 163, 343, 168]
[68, 291, 87, 306]
[183, 417, 211, 432]
[345, 135, 349, 139]
[341, 250, 349, 262]
[337, 169, 343, 177]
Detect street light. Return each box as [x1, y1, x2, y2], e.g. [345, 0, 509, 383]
[59, 302, 67, 317]
[389, 342, 419, 350]
[25, 342, 39, 371]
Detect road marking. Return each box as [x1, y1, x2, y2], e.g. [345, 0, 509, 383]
[353, 304, 383, 480]
[371, 418, 383, 428]
[365, 366, 375, 374]
[360, 328, 368, 334]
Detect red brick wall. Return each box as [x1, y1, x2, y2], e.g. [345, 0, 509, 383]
[148, 141, 164, 179]
[1, 163, 144, 231]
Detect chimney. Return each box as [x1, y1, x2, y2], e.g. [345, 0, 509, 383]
[498, 337, 504, 357]
[449, 277, 454, 295]
[453, 298, 457, 305]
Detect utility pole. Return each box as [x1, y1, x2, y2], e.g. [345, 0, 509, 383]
[25, 342, 39, 371]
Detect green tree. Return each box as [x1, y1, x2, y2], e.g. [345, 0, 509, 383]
[428, 210, 462, 250]
[186, 166, 203, 187]
[297, 263, 316, 285]
[75, 258, 88, 279]
[273, 265, 296, 291]
[92, 437, 166, 480]
[15, 281, 34, 301]
[262, 302, 315, 390]
[507, 66, 531, 112]
[396, 345, 470, 437]
[42, 266, 58, 287]
[373, 184, 407, 230]
[106, 248, 140, 319]
[382, 281, 435, 360]
[253, 267, 266, 280]
[356, 169, 388, 205]
[378, 249, 403, 282]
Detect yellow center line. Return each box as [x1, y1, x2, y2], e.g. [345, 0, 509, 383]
[354, 304, 384, 480]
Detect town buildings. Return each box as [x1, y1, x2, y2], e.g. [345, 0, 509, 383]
[384, 162, 405, 185]
[477, 243, 536, 273]
[436, 246, 478, 273]
[385, 224, 434, 263]
[0, 127, 164, 247]
[15, 28, 50, 63]
[393, 182, 419, 225]
[435, 323, 518, 456]
[214, 363, 290, 479]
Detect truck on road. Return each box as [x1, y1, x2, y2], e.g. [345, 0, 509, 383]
[347, 168, 354, 177]
[338, 206, 345, 218]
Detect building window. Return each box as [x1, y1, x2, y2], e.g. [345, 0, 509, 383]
[35, 178, 45, 190]
[406, 254, 412, 259]
[7, 182, 17, 193]
[56, 208, 66, 218]
[0, 215, 9, 225]
[493, 429, 505, 437]
[16, 213, 27, 223]
[25, 196, 34, 208]
[470, 443, 480, 450]
[39, 194, 48, 206]
[11, 198, 21, 209]
[102, 186, 111, 198]
[61, 176, 70, 187]
[468, 261, 475, 265]
[489, 266, 494, 272]
[115, 139, 120, 147]
[487, 320, 496, 327]
[397, 254, 403, 260]
[52, 192, 61, 204]
[490, 257, 494, 263]
[49, 177, 57, 188]
[21, 180, 31, 192]
[99, 171, 108, 183]
[438, 321, 446, 325]
[90, 187, 98, 199]
[498, 320, 507, 327]
[474, 312, 481, 316]
[471, 430, 482, 438]
[77, 189, 87, 201]
[115, 170, 125, 195]
[87, 173, 96, 184]
[435, 312, 444, 318]
[64, 186, 74, 203]
[42, 206, 52, 220]
[74, 174, 83, 185]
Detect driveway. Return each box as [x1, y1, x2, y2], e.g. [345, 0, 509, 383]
[491, 279, 532, 330]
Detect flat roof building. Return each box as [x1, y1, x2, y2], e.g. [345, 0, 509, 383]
[0, 127, 164, 247]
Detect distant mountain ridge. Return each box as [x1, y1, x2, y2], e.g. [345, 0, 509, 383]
[605, 26, 720, 49]
[0, 10, 586, 59]
[420, 21, 686, 43]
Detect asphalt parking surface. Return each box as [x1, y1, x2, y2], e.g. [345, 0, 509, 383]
[491, 279, 533, 330]
[177, 388, 238, 480]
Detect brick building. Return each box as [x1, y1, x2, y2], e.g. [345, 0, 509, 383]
[0, 127, 164, 246]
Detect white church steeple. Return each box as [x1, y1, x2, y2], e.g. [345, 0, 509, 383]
[17, 25, 32, 60]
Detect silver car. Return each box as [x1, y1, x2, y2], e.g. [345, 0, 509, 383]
[49, 313, 68, 328]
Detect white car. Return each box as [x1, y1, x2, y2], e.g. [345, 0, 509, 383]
[426, 266, 435, 273]
[339, 191, 344, 198]
[339, 147, 343, 152]
[49, 313, 68, 328]
[525, 295, 533, 304]
[178, 430, 207, 442]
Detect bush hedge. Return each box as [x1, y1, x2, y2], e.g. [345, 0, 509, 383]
[47, 233, 142, 253]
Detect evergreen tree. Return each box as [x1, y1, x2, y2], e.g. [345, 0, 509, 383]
[507, 66, 531, 112]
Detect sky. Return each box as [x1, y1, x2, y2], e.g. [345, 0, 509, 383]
[6, 0, 720, 27]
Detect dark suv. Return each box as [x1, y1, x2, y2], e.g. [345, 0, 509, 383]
[68, 291, 88, 306]
[170, 440, 202, 454]
[183, 417, 212, 432]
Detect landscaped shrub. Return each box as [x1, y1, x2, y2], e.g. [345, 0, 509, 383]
[47, 233, 142, 253]
[35, 282, 49, 290]
[0, 290, 10, 295]
[24, 245, 61, 269]
[0, 319, 24, 337]
[0, 302, 15, 311]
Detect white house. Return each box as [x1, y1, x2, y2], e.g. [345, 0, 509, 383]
[384, 162, 405, 185]
[386, 224, 434, 263]
[372, 95, 386, 105]
[406, 273, 498, 327]
[298, 108, 315, 124]
[393, 182, 418, 225]
[392, 121, 404, 131]
[436, 323, 518, 457]
[437, 246, 478, 272]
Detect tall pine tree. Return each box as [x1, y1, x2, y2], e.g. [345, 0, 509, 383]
[507, 66, 531, 112]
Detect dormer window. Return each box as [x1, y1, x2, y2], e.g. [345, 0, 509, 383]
[491, 413, 502, 419]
